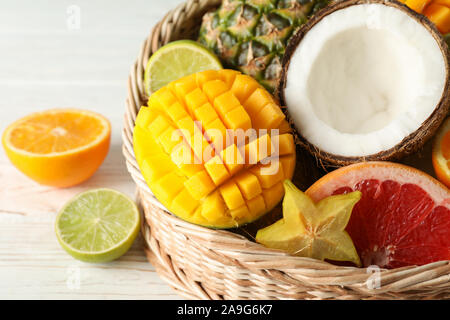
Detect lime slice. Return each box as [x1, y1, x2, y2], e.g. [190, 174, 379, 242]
[55, 189, 140, 263]
[144, 40, 222, 95]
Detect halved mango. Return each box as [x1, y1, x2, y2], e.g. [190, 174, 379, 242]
[134, 70, 296, 229]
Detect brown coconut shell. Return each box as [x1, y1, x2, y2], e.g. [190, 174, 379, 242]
[277, 0, 450, 168]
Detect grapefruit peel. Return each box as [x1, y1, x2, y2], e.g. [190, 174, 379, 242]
[256, 180, 362, 266]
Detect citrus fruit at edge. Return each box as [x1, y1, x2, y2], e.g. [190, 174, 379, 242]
[432, 117, 450, 188]
[2, 108, 111, 188]
[306, 161, 450, 268]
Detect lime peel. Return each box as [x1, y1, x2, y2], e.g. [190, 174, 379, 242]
[55, 188, 140, 263]
[144, 40, 222, 95]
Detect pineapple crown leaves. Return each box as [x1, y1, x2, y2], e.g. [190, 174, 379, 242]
[198, 0, 332, 92]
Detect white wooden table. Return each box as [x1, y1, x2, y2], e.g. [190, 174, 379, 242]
[0, 0, 186, 300]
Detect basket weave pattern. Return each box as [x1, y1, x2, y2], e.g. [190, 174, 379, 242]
[122, 0, 450, 299]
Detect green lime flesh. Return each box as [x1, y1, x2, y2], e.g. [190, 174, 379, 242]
[144, 40, 222, 95]
[55, 189, 140, 263]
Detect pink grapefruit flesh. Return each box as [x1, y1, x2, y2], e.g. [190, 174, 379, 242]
[306, 162, 450, 268]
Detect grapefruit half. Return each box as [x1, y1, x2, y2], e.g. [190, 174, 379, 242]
[306, 162, 450, 268]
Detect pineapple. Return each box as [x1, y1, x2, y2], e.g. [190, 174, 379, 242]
[198, 0, 330, 92]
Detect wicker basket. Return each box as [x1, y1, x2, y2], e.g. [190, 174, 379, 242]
[122, 0, 450, 300]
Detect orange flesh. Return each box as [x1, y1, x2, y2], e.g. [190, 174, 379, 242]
[9, 112, 105, 154]
[441, 131, 450, 159]
[3, 109, 111, 188]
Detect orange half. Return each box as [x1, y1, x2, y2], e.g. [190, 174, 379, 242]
[432, 117, 450, 188]
[2, 109, 111, 188]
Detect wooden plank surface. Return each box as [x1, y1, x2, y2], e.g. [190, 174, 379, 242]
[0, 0, 186, 300]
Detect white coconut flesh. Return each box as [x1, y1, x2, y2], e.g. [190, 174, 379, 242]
[285, 3, 447, 157]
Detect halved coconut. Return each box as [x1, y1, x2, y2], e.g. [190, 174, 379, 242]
[278, 0, 450, 167]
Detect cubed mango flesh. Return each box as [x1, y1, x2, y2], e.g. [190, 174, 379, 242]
[205, 155, 231, 186]
[185, 88, 209, 114]
[231, 74, 260, 101]
[133, 70, 296, 229]
[203, 80, 229, 102]
[184, 170, 216, 200]
[253, 103, 286, 130]
[234, 171, 262, 200]
[220, 180, 245, 210]
[243, 88, 275, 118]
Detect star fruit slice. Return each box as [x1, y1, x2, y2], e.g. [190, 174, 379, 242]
[256, 180, 362, 266]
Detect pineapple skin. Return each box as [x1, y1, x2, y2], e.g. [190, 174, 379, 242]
[198, 0, 330, 93]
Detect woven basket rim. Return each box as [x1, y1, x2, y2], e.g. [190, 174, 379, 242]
[122, 0, 450, 300]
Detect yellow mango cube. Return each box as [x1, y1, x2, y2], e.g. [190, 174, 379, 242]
[193, 103, 219, 126]
[214, 92, 241, 117]
[133, 126, 164, 163]
[148, 114, 171, 137]
[247, 195, 266, 217]
[149, 87, 177, 110]
[223, 106, 252, 131]
[184, 170, 216, 200]
[230, 205, 250, 220]
[203, 80, 229, 102]
[278, 120, 292, 134]
[205, 156, 231, 186]
[196, 70, 220, 88]
[220, 69, 240, 88]
[176, 117, 196, 140]
[245, 134, 274, 165]
[185, 88, 209, 114]
[173, 75, 198, 102]
[243, 88, 275, 118]
[158, 125, 183, 154]
[276, 134, 295, 156]
[220, 143, 244, 175]
[220, 180, 245, 210]
[250, 159, 285, 189]
[136, 107, 159, 129]
[171, 141, 196, 166]
[172, 189, 200, 218]
[141, 156, 175, 183]
[152, 171, 186, 204]
[201, 191, 227, 223]
[166, 102, 189, 122]
[262, 181, 285, 211]
[253, 103, 286, 130]
[234, 171, 262, 200]
[189, 125, 214, 162]
[205, 119, 229, 151]
[231, 74, 260, 102]
[280, 155, 296, 181]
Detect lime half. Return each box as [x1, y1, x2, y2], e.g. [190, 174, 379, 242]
[55, 189, 140, 263]
[144, 40, 222, 95]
